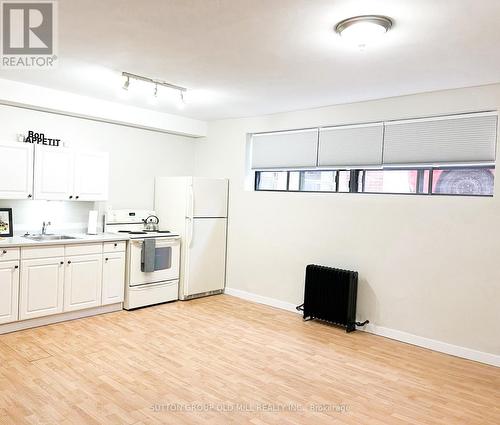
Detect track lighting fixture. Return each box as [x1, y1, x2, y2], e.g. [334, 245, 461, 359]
[122, 75, 130, 90]
[121, 71, 187, 107]
[177, 91, 186, 109]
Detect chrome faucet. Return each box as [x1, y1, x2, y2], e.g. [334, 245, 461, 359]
[41, 221, 51, 235]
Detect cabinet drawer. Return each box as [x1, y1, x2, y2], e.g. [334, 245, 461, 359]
[0, 247, 20, 262]
[22, 245, 65, 260]
[65, 243, 103, 256]
[103, 241, 126, 253]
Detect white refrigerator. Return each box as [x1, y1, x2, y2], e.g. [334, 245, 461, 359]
[154, 177, 228, 300]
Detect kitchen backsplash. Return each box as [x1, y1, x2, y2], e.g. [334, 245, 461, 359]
[0, 199, 100, 234]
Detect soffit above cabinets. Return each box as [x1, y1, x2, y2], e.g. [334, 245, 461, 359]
[0, 79, 207, 138]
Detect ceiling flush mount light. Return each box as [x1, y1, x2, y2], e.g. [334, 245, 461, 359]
[121, 71, 187, 106]
[335, 15, 393, 48]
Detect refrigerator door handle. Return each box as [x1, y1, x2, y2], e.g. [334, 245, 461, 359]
[187, 184, 194, 219]
[187, 217, 194, 248]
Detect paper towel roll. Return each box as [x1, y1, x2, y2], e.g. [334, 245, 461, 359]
[87, 210, 98, 235]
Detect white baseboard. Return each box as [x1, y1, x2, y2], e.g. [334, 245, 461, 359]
[363, 323, 500, 368]
[224, 287, 299, 313]
[224, 287, 500, 368]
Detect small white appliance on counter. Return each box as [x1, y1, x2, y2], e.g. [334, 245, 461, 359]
[155, 177, 228, 300]
[104, 209, 180, 309]
[87, 210, 98, 235]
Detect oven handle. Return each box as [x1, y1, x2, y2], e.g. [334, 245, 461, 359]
[131, 239, 179, 247]
[132, 281, 178, 291]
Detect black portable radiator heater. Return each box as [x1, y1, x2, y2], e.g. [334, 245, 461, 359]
[297, 264, 369, 332]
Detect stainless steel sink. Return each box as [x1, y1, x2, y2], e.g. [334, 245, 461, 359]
[24, 234, 77, 241]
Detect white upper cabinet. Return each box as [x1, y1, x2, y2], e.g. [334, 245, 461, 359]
[33, 145, 109, 201]
[34, 146, 74, 201]
[0, 142, 34, 200]
[73, 151, 109, 201]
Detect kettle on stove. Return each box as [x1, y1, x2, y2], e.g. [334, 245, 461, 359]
[143, 215, 159, 231]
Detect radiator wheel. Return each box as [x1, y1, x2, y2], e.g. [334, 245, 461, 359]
[434, 169, 494, 195]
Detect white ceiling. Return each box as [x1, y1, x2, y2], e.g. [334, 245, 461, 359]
[1, 0, 500, 121]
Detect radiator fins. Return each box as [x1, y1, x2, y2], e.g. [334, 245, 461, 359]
[302, 264, 359, 333]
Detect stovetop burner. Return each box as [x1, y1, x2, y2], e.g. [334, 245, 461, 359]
[143, 230, 171, 233]
[114, 230, 173, 237]
[156, 230, 171, 234]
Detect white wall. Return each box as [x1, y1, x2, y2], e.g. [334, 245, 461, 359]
[0, 104, 195, 232]
[194, 84, 500, 357]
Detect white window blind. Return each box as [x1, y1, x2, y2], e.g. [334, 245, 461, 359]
[318, 123, 384, 168]
[383, 112, 498, 165]
[251, 129, 318, 169]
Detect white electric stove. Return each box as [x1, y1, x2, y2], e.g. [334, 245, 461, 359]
[104, 210, 181, 309]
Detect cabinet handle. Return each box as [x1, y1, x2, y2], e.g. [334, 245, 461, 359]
[75, 195, 79, 199]
[14, 265, 18, 269]
[105, 257, 109, 261]
[60, 261, 64, 265]
[2, 250, 6, 254]
[67, 260, 72, 264]
[27, 194, 32, 198]
[69, 195, 73, 199]
[114, 243, 117, 247]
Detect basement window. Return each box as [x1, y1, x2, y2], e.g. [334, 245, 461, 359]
[255, 171, 288, 191]
[255, 166, 495, 196]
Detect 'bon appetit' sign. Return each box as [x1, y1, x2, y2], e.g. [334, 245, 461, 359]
[22, 131, 62, 147]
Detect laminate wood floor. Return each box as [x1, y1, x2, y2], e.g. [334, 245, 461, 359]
[0, 295, 498, 424]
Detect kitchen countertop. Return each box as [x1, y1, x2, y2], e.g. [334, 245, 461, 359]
[0, 233, 130, 248]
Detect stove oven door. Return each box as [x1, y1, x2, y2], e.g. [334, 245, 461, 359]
[128, 238, 180, 286]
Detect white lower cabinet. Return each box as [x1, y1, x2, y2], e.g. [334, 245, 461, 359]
[6, 242, 125, 327]
[102, 252, 125, 305]
[20, 257, 64, 320]
[64, 254, 103, 312]
[0, 261, 20, 324]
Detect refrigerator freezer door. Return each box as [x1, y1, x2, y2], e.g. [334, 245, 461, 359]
[192, 178, 228, 218]
[182, 217, 227, 297]
[155, 176, 191, 234]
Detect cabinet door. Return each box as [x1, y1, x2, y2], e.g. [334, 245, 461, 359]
[64, 254, 102, 312]
[20, 257, 64, 320]
[0, 261, 19, 324]
[0, 142, 33, 200]
[34, 145, 74, 200]
[102, 252, 125, 305]
[73, 151, 109, 201]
